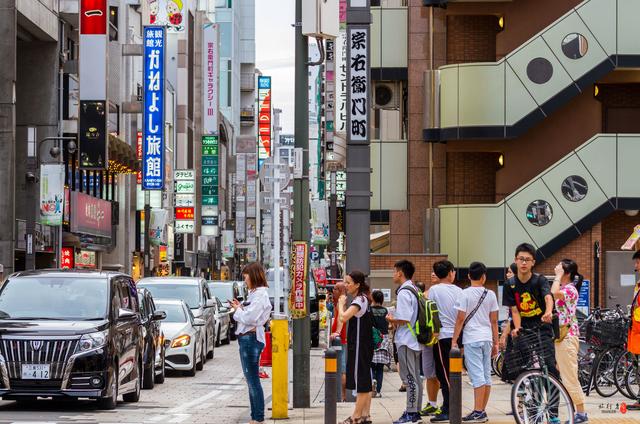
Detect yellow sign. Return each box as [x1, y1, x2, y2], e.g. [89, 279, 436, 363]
[621, 225, 640, 250]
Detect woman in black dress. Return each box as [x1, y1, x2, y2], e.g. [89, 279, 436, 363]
[338, 270, 374, 424]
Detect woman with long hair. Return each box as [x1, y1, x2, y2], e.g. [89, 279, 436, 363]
[230, 262, 273, 424]
[338, 270, 374, 424]
[551, 259, 587, 424]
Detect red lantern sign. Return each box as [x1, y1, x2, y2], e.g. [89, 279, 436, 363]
[175, 207, 195, 220]
[61, 247, 74, 269]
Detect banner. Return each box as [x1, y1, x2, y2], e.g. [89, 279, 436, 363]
[257, 76, 272, 165]
[347, 27, 369, 142]
[290, 241, 308, 318]
[310, 200, 330, 245]
[39, 164, 65, 226]
[70, 191, 112, 238]
[144, 0, 185, 32]
[142, 26, 166, 190]
[203, 23, 219, 135]
[222, 230, 235, 259]
[201, 135, 219, 236]
[149, 209, 168, 246]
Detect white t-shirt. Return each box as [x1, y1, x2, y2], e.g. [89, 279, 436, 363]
[351, 295, 368, 318]
[454, 286, 499, 345]
[394, 281, 421, 352]
[428, 283, 463, 340]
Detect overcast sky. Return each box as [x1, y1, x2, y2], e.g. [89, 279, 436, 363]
[255, 0, 296, 134]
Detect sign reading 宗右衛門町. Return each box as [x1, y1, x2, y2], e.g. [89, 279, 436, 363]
[142, 26, 165, 190]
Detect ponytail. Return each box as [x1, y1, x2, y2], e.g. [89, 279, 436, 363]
[561, 258, 583, 293]
[573, 273, 584, 293]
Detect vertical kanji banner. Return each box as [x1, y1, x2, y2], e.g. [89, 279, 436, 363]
[290, 241, 309, 318]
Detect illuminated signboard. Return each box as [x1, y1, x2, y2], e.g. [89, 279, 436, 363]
[142, 26, 166, 190]
[257, 76, 272, 165]
[201, 136, 219, 236]
[203, 23, 219, 135]
[61, 247, 74, 269]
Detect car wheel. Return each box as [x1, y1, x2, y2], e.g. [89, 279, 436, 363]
[154, 351, 165, 384]
[185, 345, 197, 377]
[142, 349, 155, 390]
[196, 344, 205, 371]
[123, 360, 141, 402]
[97, 367, 118, 410]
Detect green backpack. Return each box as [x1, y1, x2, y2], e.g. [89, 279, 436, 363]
[399, 287, 441, 346]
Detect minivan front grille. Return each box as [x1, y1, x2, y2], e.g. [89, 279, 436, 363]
[0, 338, 78, 380]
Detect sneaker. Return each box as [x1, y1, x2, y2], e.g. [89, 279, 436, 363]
[430, 413, 449, 423]
[572, 413, 589, 424]
[548, 418, 560, 424]
[628, 403, 640, 410]
[462, 411, 488, 423]
[393, 412, 422, 424]
[420, 405, 441, 416]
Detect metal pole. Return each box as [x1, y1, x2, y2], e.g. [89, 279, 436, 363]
[345, 1, 371, 276]
[450, 347, 463, 424]
[144, 190, 151, 276]
[271, 315, 289, 419]
[293, 0, 311, 408]
[331, 337, 343, 402]
[273, 142, 282, 315]
[283, 206, 291, 318]
[324, 347, 338, 424]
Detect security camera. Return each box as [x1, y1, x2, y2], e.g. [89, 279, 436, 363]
[50, 146, 61, 158]
[25, 172, 38, 183]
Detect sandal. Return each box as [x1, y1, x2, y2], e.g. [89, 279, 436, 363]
[362, 416, 372, 424]
[339, 417, 363, 424]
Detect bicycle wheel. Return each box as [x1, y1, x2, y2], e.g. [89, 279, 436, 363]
[625, 360, 640, 401]
[614, 350, 634, 399]
[495, 351, 505, 379]
[511, 369, 575, 424]
[594, 347, 622, 397]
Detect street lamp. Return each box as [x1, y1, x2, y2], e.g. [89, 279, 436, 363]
[25, 132, 77, 271]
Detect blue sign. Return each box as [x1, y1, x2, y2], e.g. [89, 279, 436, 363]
[577, 279, 590, 316]
[258, 76, 271, 89]
[142, 26, 165, 190]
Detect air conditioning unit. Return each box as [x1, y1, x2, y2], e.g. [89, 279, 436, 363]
[373, 81, 401, 110]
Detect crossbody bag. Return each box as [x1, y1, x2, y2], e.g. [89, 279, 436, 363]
[457, 289, 488, 347]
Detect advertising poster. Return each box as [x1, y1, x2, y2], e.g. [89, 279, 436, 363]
[310, 200, 330, 245]
[290, 241, 308, 318]
[257, 76, 272, 165]
[222, 230, 235, 259]
[144, 0, 185, 32]
[39, 164, 65, 226]
[149, 209, 168, 246]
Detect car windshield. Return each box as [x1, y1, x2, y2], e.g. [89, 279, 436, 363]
[138, 283, 201, 308]
[209, 284, 234, 302]
[0, 276, 108, 320]
[156, 303, 187, 323]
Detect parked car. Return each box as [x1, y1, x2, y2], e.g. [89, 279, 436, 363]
[137, 277, 217, 361]
[266, 268, 319, 347]
[154, 299, 205, 377]
[212, 297, 232, 346]
[136, 288, 167, 389]
[207, 281, 241, 340]
[0, 270, 143, 410]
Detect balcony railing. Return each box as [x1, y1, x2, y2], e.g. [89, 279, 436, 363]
[241, 73, 255, 92]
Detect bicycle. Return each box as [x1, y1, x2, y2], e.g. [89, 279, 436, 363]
[506, 326, 575, 424]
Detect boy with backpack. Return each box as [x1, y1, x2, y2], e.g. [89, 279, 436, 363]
[387, 260, 424, 424]
[428, 260, 463, 423]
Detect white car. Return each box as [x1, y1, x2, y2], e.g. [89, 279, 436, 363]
[154, 299, 206, 377]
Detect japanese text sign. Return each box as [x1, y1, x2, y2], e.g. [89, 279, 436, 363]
[201, 136, 219, 208]
[347, 27, 368, 143]
[203, 23, 219, 135]
[61, 247, 74, 269]
[142, 26, 166, 190]
[173, 169, 195, 233]
[289, 241, 308, 318]
[257, 76, 272, 164]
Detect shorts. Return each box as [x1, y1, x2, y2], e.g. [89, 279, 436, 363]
[421, 345, 437, 379]
[463, 341, 492, 388]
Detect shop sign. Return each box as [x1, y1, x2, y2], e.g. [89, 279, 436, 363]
[310, 200, 330, 245]
[136, 131, 142, 184]
[175, 194, 195, 207]
[347, 27, 368, 143]
[70, 191, 112, 238]
[175, 207, 194, 220]
[202, 216, 219, 226]
[175, 220, 195, 234]
[40, 164, 65, 226]
[257, 76, 272, 165]
[144, 0, 185, 33]
[142, 26, 166, 190]
[201, 135, 219, 235]
[149, 209, 168, 246]
[175, 180, 195, 194]
[313, 268, 328, 287]
[336, 206, 346, 233]
[289, 241, 308, 318]
[203, 23, 219, 135]
[159, 245, 167, 262]
[75, 250, 96, 269]
[61, 247, 74, 269]
[222, 230, 234, 258]
[174, 169, 195, 181]
[577, 280, 590, 316]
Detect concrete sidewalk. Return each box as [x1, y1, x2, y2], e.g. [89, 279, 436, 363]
[260, 345, 640, 423]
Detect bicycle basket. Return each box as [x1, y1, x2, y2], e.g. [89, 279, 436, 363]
[585, 319, 628, 346]
[503, 329, 554, 378]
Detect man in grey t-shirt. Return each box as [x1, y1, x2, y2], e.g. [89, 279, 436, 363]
[387, 260, 422, 424]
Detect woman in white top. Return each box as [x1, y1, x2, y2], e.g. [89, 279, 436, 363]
[230, 262, 273, 424]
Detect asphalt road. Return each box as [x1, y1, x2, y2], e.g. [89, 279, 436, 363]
[0, 341, 262, 424]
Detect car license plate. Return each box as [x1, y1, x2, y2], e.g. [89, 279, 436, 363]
[21, 364, 50, 380]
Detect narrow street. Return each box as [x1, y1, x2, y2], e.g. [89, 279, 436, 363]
[0, 342, 262, 424]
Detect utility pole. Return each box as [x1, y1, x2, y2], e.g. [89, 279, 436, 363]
[345, 1, 371, 276]
[293, 0, 311, 408]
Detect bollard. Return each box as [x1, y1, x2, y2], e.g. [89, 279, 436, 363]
[324, 347, 338, 424]
[449, 347, 463, 424]
[271, 316, 289, 419]
[331, 337, 343, 401]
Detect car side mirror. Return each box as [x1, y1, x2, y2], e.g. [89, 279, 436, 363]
[205, 299, 215, 308]
[153, 310, 167, 321]
[118, 309, 136, 321]
[193, 318, 206, 326]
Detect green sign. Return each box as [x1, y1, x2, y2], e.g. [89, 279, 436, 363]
[202, 195, 218, 206]
[201, 135, 219, 211]
[202, 186, 218, 196]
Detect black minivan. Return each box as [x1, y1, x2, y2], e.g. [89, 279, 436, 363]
[0, 270, 144, 409]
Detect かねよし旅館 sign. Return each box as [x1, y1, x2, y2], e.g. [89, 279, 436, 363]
[70, 191, 112, 239]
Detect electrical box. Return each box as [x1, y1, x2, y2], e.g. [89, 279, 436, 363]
[302, 0, 339, 39]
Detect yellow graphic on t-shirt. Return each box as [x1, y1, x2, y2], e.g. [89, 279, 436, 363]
[516, 292, 543, 318]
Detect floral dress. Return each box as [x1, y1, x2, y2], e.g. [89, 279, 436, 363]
[555, 284, 580, 337]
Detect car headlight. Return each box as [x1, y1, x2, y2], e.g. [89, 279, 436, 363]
[171, 334, 191, 348]
[77, 330, 109, 353]
[310, 312, 319, 321]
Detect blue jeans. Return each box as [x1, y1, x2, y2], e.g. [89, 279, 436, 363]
[238, 334, 265, 422]
[463, 341, 493, 388]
